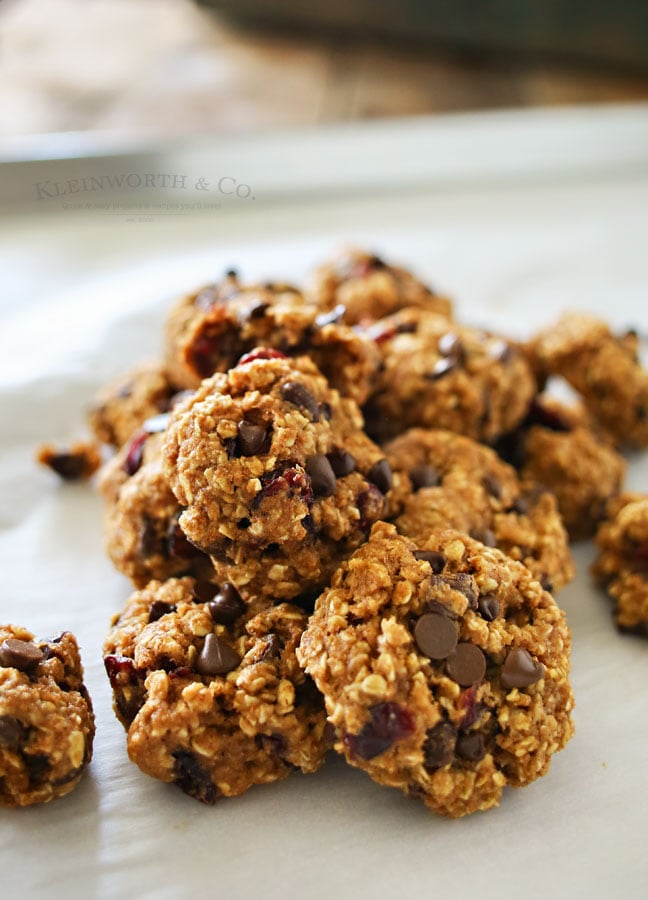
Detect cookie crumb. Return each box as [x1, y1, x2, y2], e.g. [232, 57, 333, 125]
[37, 440, 102, 481]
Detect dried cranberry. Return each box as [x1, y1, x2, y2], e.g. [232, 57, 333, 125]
[189, 331, 222, 379]
[103, 654, 137, 688]
[527, 399, 571, 433]
[123, 431, 147, 476]
[237, 348, 287, 366]
[167, 518, 201, 560]
[458, 685, 481, 731]
[258, 466, 313, 505]
[344, 701, 415, 760]
[357, 484, 385, 531]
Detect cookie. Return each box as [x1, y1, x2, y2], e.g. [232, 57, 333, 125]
[308, 248, 452, 325]
[103, 578, 329, 803]
[298, 522, 574, 818]
[592, 493, 648, 636]
[163, 275, 378, 405]
[362, 309, 536, 443]
[497, 396, 626, 540]
[530, 313, 648, 448]
[0, 627, 95, 807]
[386, 428, 574, 593]
[89, 360, 179, 449]
[162, 351, 390, 600]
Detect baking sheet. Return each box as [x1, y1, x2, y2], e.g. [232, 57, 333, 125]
[1, 107, 648, 900]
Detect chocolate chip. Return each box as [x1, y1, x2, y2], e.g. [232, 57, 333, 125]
[306, 454, 337, 497]
[367, 459, 392, 493]
[281, 381, 320, 421]
[446, 643, 486, 687]
[40, 452, 87, 481]
[172, 749, 218, 805]
[0, 639, 44, 672]
[167, 518, 201, 560]
[482, 473, 502, 499]
[259, 634, 282, 660]
[470, 527, 496, 547]
[423, 722, 457, 770]
[501, 648, 544, 689]
[327, 449, 356, 477]
[0, 715, 25, 749]
[237, 420, 269, 456]
[443, 573, 479, 608]
[413, 550, 445, 573]
[428, 356, 458, 379]
[196, 634, 241, 676]
[414, 613, 458, 660]
[410, 464, 440, 490]
[456, 732, 486, 761]
[207, 584, 246, 624]
[477, 593, 500, 621]
[148, 601, 176, 623]
[510, 496, 529, 515]
[315, 304, 345, 328]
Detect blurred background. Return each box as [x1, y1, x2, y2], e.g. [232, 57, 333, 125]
[0, 0, 647, 141]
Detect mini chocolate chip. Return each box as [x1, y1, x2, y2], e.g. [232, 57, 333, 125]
[414, 613, 458, 660]
[148, 600, 176, 623]
[0, 639, 44, 672]
[470, 527, 496, 547]
[438, 332, 461, 358]
[315, 304, 345, 328]
[281, 381, 320, 421]
[428, 356, 457, 379]
[196, 634, 241, 676]
[367, 459, 392, 493]
[456, 732, 486, 761]
[306, 454, 337, 497]
[482, 473, 502, 499]
[540, 575, 554, 593]
[477, 593, 500, 621]
[237, 420, 269, 456]
[443, 573, 479, 608]
[446, 643, 486, 687]
[423, 722, 457, 771]
[413, 550, 445, 573]
[143, 413, 170, 434]
[0, 715, 25, 749]
[501, 648, 544, 689]
[410, 464, 440, 490]
[327, 449, 356, 477]
[208, 584, 246, 624]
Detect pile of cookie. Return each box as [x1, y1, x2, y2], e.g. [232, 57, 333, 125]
[5, 248, 647, 816]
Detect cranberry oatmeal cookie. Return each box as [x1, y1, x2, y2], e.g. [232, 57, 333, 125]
[163, 350, 391, 601]
[0, 627, 95, 807]
[363, 308, 536, 443]
[298, 522, 574, 818]
[592, 493, 648, 636]
[103, 578, 329, 803]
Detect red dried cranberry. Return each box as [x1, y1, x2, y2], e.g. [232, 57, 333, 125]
[103, 654, 138, 688]
[458, 685, 481, 731]
[123, 431, 147, 476]
[237, 348, 287, 366]
[258, 466, 313, 505]
[357, 484, 385, 531]
[344, 701, 415, 760]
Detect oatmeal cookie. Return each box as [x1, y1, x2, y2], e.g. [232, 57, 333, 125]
[592, 493, 648, 635]
[497, 396, 626, 540]
[163, 351, 391, 600]
[363, 309, 536, 443]
[163, 275, 378, 405]
[530, 313, 648, 447]
[103, 578, 329, 803]
[308, 248, 452, 325]
[0, 627, 95, 807]
[89, 360, 179, 448]
[386, 428, 574, 593]
[298, 522, 574, 818]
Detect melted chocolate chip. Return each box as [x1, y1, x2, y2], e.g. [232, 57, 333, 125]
[367, 459, 392, 494]
[172, 749, 218, 805]
[192, 581, 219, 603]
[344, 701, 415, 761]
[208, 584, 246, 625]
[446, 643, 486, 687]
[456, 732, 486, 761]
[0, 639, 44, 672]
[280, 381, 320, 421]
[442, 573, 479, 608]
[306, 454, 337, 497]
[477, 593, 500, 621]
[0, 715, 25, 749]
[413, 550, 445, 573]
[237, 420, 270, 456]
[327, 449, 356, 477]
[196, 634, 241, 676]
[409, 464, 440, 490]
[501, 648, 544, 689]
[414, 613, 458, 660]
[423, 722, 457, 771]
[148, 601, 176, 623]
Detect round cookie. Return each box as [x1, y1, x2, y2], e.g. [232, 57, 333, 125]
[592, 493, 648, 636]
[163, 275, 378, 405]
[386, 428, 574, 593]
[530, 313, 648, 448]
[308, 248, 452, 325]
[497, 396, 626, 540]
[163, 351, 391, 601]
[298, 522, 574, 818]
[103, 578, 329, 803]
[0, 627, 95, 808]
[362, 308, 536, 443]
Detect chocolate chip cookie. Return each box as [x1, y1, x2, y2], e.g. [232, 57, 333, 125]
[386, 428, 574, 593]
[0, 627, 95, 807]
[362, 308, 536, 443]
[592, 493, 648, 636]
[103, 577, 329, 803]
[163, 351, 391, 600]
[298, 522, 574, 818]
[308, 248, 452, 325]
